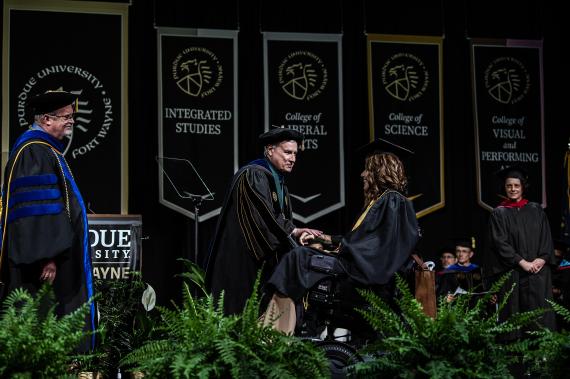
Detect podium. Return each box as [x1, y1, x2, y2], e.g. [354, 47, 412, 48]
[88, 214, 143, 280]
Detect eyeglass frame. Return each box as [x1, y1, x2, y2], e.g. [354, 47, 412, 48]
[44, 112, 75, 121]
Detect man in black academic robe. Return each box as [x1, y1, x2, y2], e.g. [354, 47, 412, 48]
[205, 128, 321, 315]
[0, 90, 96, 351]
[485, 167, 556, 339]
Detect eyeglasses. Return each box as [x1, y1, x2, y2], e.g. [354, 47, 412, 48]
[442, 255, 455, 259]
[45, 113, 74, 121]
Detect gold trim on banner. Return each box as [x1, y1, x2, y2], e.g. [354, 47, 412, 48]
[2, 0, 130, 214]
[469, 38, 545, 212]
[366, 34, 445, 219]
[262, 31, 345, 224]
[156, 27, 239, 222]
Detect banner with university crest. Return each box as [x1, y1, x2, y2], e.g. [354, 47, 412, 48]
[367, 34, 444, 218]
[263, 32, 344, 223]
[2, 0, 129, 213]
[157, 28, 238, 221]
[470, 39, 545, 211]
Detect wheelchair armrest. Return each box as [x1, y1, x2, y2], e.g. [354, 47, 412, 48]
[309, 254, 341, 275]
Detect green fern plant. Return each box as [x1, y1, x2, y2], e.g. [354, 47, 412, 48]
[83, 272, 157, 377]
[350, 272, 545, 379]
[0, 284, 95, 378]
[121, 260, 329, 378]
[522, 300, 570, 378]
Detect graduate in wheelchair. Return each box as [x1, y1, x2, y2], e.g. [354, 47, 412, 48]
[262, 138, 420, 344]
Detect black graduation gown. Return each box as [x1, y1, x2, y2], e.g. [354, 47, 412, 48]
[0, 130, 96, 350]
[437, 268, 483, 305]
[485, 202, 556, 337]
[205, 159, 296, 315]
[268, 190, 420, 302]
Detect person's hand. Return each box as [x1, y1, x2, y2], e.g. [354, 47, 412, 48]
[299, 232, 315, 245]
[319, 234, 332, 244]
[518, 259, 532, 273]
[530, 258, 545, 274]
[40, 260, 57, 284]
[299, 233, 334, 246]
[291, 228, 323, 239]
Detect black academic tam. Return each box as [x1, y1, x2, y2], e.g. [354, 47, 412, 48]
[357, 138, 414, 159]
[28, 90, 78, 115]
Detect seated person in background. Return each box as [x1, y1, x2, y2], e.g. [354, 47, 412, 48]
[446, 238, 479, 272]
[438, 238, 482, 300]
[437, 247, 457, 273]
[436, 246, 456, 294]
[261, 138, 420, 334]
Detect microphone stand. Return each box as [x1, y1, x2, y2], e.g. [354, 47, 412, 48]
[184, 193, 205, 267]
[156, 156, 215, 271]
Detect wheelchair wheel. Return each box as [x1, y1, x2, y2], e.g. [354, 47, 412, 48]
[314, 340, 362, 379]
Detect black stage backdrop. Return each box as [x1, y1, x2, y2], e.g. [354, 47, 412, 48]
[367, 34, 444, 218]
[263, 32, 344, 223]
[1, 0, 565, 306]
[471, 39, 545, 210]
[2, 0, 128, 214]
[157, 28, 238, 222]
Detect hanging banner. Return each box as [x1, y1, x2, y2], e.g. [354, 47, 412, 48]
[263, 32, 344, 223]
[367, 34, 444, 218]
[88, 215, 142, 281]
[471, 39, 545, 211]
[2, 0, 129, 214]
[158, 28, 238, 222]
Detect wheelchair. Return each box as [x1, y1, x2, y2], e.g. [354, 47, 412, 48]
[294, 271, 391, 378]
[292, 254, 417, 378]
[293, 274, 364, 377]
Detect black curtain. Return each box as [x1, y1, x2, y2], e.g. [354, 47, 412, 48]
[122, 0, 567, 305]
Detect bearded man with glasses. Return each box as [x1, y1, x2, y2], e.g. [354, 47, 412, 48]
[0, 90, 96, 352]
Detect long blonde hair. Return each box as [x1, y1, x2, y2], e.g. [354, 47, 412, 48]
[363, 152, 407, 204]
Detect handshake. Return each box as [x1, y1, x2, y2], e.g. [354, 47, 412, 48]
[299, 232, 340, 253]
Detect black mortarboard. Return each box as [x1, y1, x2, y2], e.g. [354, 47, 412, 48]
[438, 245, 456, 257]
[495, 165, 528, 183]
[258, 126, 304, 146]
[357, 137, 414, 159]
[28, 90, 78, 115]
[453, 237, 476, 250]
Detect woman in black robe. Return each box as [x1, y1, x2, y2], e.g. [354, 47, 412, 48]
[485, 166, 556, 339]
[263, 139, 420, 333]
